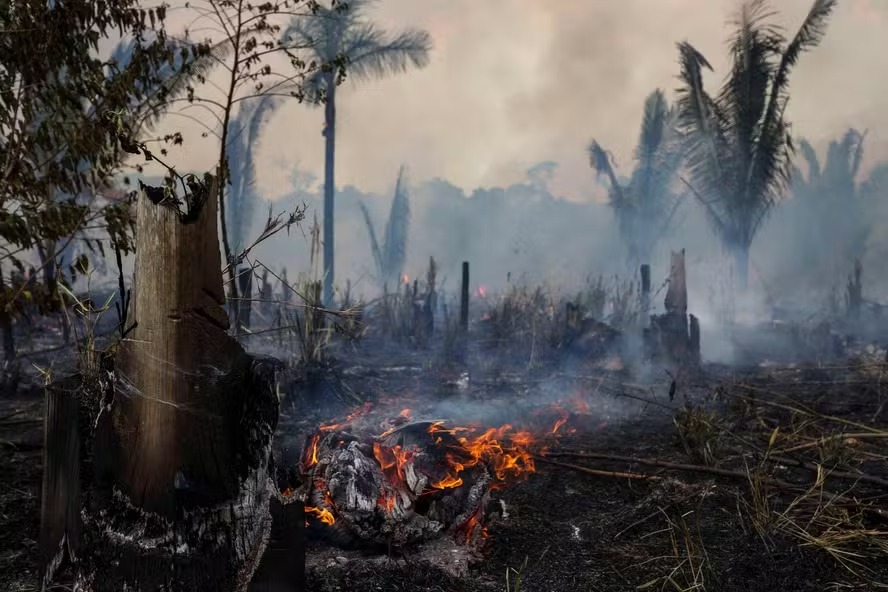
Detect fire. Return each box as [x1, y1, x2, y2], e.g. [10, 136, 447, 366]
[302, 434, 320, 469]
[305, 506, 336, 525]
[373, 442, 414, 483]
[475, 285, 487, 298]
[430, 422, 536, 484]
[399, 408, 412, 418]
[319, 402, 375, 432]
[432, 474, 464, 489]
[402, 274, 409, 285]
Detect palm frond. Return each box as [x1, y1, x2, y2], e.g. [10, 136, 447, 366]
[342, 24, 431, 83]
[359, 200, 384, 280]
[381, 165, 410, 284]
[588, 141, 627, 208]
[798, 138, 821, 181]
[225, 95, 281, 249]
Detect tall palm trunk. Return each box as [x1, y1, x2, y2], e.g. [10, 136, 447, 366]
[733, 245, 749, 292]
[322, 74, 336, 306]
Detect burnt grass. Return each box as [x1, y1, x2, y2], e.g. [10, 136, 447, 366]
[4, 333, 888, 591]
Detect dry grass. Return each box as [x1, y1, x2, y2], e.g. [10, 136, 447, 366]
[637, 508, 710, 592]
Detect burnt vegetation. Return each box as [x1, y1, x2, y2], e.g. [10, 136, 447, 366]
[2, 0, 888, 591]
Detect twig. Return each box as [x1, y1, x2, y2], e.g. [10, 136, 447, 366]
[533, 455, 661, 481]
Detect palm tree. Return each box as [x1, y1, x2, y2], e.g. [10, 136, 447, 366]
[789, 129, 888, 274]
[359, 165, 410, 288]
[224, 95, 281, 253]
[675, 0, 837, 289]
[281, 0, 431, 305]
[588, 89, 684, 266]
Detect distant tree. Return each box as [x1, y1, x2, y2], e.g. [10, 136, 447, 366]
[224, 95, 281, 253]
[675, 0, 837, 289]
[281, 0, 432, 305]
[788, 129, 888, 273]
[588, 89, 684, 266]
[360, 165, 410, 288]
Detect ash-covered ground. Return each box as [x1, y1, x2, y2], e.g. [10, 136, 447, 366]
[3, 322, 888, 592]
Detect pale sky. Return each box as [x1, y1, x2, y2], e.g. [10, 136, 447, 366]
[153, 0, 888, 202]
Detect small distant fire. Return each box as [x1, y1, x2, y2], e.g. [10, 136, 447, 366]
[475, 284, 488, 298]
[402, 274, 409, 285]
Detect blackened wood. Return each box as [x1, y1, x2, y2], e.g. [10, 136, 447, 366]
[248, 499, 305, 592]
[239, 266, 254, 332]
[40, 383, 81, 583]
[0, 266, 16, 361]
[689, 314, 701, 364]
[640, 264, 651, 328]
[460, 261, 469, 332]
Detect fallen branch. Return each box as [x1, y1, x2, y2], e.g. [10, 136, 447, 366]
[533, 455, 661, 481]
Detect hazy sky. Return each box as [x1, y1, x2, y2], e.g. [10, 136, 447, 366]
[156, 0, 888, 202]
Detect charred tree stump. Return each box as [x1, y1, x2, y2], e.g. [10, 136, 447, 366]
[646, 250, 699, 367]
[423, 256, 437, 338]
[40, 177, 286, 592]
[460, 261, 469, 333]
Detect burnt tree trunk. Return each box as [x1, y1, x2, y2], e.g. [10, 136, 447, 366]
[460, 261, 469, 333]
[238, 266, 254, 334]
[647, 250, 699, 368]
[640, 264, 651, 328]
[41, 177, 284, 592]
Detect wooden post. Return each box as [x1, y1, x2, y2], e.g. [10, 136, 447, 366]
[460, 261, 469, 333]
[49, 176, 286, 591]
[640, 264, 651, 328]
[689, 313, 701, 365]
[40, 381, 81, 586]
[238, 265, 254, 333]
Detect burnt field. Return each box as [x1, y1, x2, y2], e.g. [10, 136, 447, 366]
[5, 307, 888, 592]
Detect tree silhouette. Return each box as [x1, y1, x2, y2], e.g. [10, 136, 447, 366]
[675, 0, 837, 289]
[589, 89, 684, 266]
[281, 0, 431, 305]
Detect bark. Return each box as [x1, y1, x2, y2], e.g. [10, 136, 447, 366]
[322, 74, 336, 307]
[42, 178, 286, 592]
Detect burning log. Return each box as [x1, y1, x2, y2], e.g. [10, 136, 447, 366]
[41, 176, 284, 592]
[297, 417, 535, 548]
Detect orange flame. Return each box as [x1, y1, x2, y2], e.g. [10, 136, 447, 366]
[305, 506, 336, 525]
[399, 408, 412, 418]
[432, 474, 464, 489]
[302, 434, 321, 469]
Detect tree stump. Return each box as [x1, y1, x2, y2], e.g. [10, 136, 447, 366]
[41, 176, 285, 592]
[646, 250, 700, 367]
